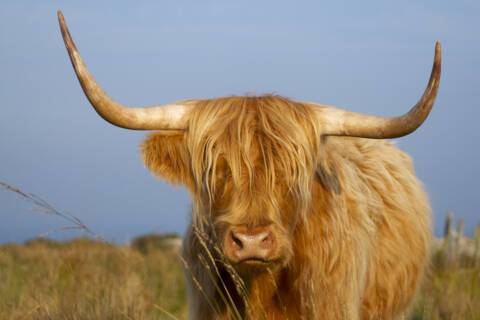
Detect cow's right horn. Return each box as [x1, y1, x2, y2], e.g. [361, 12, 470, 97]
[58, 11, 193, 131]
[313, 42, 441, 139]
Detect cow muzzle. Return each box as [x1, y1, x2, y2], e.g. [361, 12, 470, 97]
[223, 225, 278, 266]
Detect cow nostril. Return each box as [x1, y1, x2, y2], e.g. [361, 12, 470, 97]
[259, 232, 273, 248]
[260, 232, 269, 242]
[230, 231, 244, 249]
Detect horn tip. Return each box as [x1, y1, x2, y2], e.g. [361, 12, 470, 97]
[435, 41, 441, 55]
[57, 10, 78, 52]
[434, 41, 442, 64]
[57, 10, 67, 31]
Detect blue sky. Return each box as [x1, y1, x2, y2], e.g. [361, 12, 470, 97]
[0, 1, 479, 243]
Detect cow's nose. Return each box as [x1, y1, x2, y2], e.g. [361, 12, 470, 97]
[225, 226, 275, 263]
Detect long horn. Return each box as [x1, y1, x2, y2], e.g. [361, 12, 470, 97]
[57, 11, 192, 130]
[313, 42, 441, 139]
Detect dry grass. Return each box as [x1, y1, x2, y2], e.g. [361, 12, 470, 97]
[409, 251, 480, 320]
[0, 237, 479, 320]
[0, 238, 187, 320]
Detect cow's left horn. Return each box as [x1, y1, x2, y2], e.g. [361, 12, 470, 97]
[314, 42, 441, 139]
[58, 11, 193, 130]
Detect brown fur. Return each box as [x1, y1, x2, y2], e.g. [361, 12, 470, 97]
[141, 95, 431, 319]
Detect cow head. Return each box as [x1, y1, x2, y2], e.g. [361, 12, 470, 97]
[58, 11, 441, 271]
[141, 96, 321, 269]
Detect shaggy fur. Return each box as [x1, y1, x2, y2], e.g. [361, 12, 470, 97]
[141, 95, 431, 320]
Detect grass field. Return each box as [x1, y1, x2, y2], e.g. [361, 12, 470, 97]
[0, 236, 478, 320]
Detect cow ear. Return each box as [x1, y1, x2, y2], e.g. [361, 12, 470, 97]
[141, 133, 193, 189]
[315, 137, 342, 194]
[315, 142, 341, 194]
[315, 165, 341, 194]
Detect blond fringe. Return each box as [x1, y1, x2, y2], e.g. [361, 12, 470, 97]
[185, 95, 320, 229]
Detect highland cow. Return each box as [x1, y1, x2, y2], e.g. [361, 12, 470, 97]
[58, 11, 441, 320]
